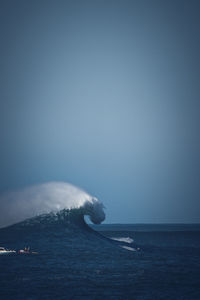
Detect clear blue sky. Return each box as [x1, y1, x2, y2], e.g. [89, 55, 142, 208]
[0, 0, 200, 223]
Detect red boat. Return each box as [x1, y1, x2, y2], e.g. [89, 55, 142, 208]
[18, 247, 38, 254]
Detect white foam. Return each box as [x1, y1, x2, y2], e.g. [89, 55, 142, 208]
[0, 182, 105, 228]
[120, 245, 136, 251]
[111, 237, 134, 244]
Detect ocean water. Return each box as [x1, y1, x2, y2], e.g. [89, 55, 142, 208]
[0, 213, 200, 300]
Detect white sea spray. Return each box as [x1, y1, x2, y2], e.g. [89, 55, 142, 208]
[0, 182, 105, 228]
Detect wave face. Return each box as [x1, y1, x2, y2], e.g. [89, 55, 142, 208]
[0, 182, 105, 228]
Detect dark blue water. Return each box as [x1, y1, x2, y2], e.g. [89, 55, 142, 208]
[0, 216, 200, 299]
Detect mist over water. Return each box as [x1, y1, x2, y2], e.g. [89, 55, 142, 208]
[0, 182, 105, 228]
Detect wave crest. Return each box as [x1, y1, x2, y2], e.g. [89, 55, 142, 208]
[0, 182, 105, 228]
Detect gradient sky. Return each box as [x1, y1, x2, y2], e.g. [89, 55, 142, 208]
[0, 0, 200, 223]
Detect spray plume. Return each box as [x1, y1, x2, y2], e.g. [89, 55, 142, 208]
[0, 182, 105, 228]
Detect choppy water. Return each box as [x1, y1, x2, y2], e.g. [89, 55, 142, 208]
[0, 215, 200, 299]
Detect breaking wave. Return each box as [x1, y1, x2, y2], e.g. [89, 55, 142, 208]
[0, 182, 105, 228]
[0, 182, 139, 253]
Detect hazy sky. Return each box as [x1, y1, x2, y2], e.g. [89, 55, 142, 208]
[0, 0, 200, 223]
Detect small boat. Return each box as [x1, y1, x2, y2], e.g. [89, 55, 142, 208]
[0, 247, 16, 255]
[18, 249, 30, 254]
[18, 247, 38, 255]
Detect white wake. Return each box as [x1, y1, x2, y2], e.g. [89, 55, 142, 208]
[120, 245, 136, 252]
[111, 237, 134, 244]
